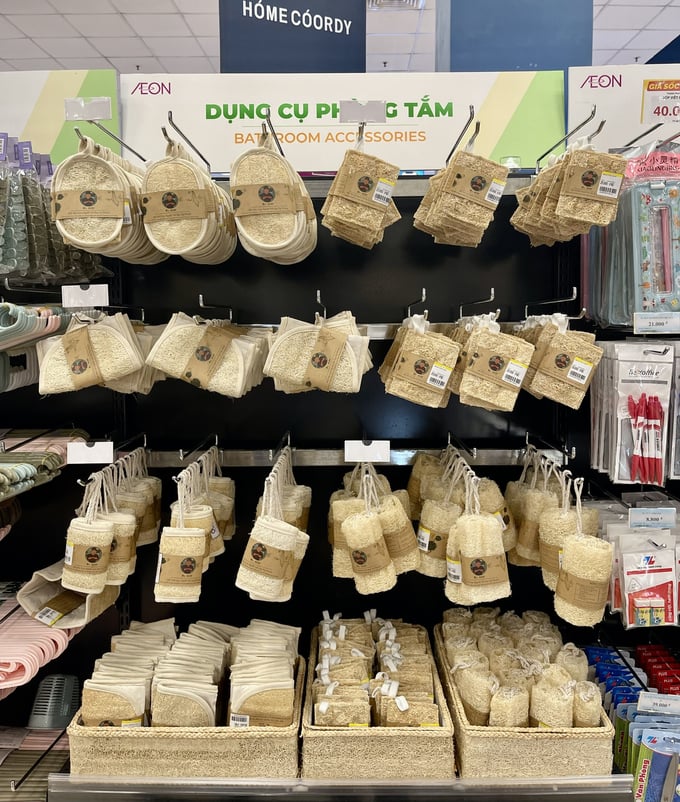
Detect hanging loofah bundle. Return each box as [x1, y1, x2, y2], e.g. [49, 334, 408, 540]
[478, 477, 517, 552]
[516, 458, 560, 565]
[538, 471, 578, 591]
[377, 493, 420, 574]
[407, 450, 445, 521]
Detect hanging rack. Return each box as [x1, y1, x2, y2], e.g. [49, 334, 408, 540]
[525, 430, 574, 463]
[406, 288, 427, 318]
[535, 104, 597, 172]
[445, 105, 475, 164]
[166, 111, 211, 173]
[114, 432, 148, 454]
[264, 106, 285, 157]
[448, 431, 478, 460]
[524, 286, 579, 318]
[268, 431, 292, 463]
[84, 120, 147, 163]
[458, 288, 498, 320]
[178, 432, 219, 463]
[3, 278, 61, 296]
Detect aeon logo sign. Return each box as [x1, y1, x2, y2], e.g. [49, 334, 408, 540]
[131, 81, 172, 95]
[579, 74, 623, 89]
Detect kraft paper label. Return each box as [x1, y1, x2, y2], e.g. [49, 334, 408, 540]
[350, 540, 392, 574]
[141, 188, 215, 223]
[81, 714, 143, 728]
[333, 169, 397, 212]
[109, 531, 134, 564]
[392, 349, 454, 395]
[464, 345, 526, 392]
[34, 589, 86, 626]
[182, 325, 238, 389]
[284, 553, 303, 582]
[417, 525, 448, 559]
[242, 537, 292, 580]
[561, 160, 625, 205]
[539, 540, 562, 574]
[51, 188, 124, 220]
[231, 182, 296, 217]
[518, 520, 540, 552]
[140, 504, 156, 534]
[62, 326, 104, 390]
[383, 522, 417, 558]
[460, 553, 508, 587]
[537, 344, 598, 391]
[441, 159, 509, 211]
[303, 328, 348, 391]
[156, 553, 202, 585]
[556, 570, 609, 610]
[65, 541, 110, 574]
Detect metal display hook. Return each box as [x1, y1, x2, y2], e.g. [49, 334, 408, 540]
[114, 432, 148, 454]
[178, 433, 219, 463]
[406, 288, 427, 318]
[536, 104, 597, 171]
[316, 289, 327, 320]
[587, 119, 607, 144]
[448, 431, 478, 460]
[85, 120, 147, 163]
[167, 110, 211, 173]
[264, 106, 285, 157]
[622, 123, 664, 149]
[524, 286, 578, 319]
[459, 288, 498, 320]
[445, 104, 475, 164]
[653, 127, 680, 152]
[197, 294, 233, 321]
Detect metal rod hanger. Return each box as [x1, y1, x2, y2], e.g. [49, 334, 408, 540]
[264, 106, 285, 157]
[178, 432, 219, 463]
[445, 104, 475, 164]
[525, 430, 574, 463]
[448, 431, 477, 460]
[587, 119, 607, 144]
[1, 427, 65, 453]
[269, 431, 292, 463]
[524, 286, 578, 319]
[316, 290, 327, 320]
[3, 277, 61, 295]
[459, 288, 496, 320]
[86, 120, 147, 163]
[407, 288, 427, 318]
[167, 110, 211, 172]
[536, 104, 596, 171]
[654, 127, 680, 151]
[10, 728, 66, 791]
[464, 120, 481, 153]
[198, 294, 233, 320]
[623, 123, 663, 149]
[114, 432, 148, 453]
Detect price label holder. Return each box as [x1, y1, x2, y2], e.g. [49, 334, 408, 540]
[641, 79, 680, 124]
[61, 284, 109, 310]
[344, 440, 391, 464]
[628, 507, 676, 528]
[67, 441, 114, 465]
[633, 312, 680, 335]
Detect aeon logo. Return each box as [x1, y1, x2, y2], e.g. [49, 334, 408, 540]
[580, 74, 622, 89]
[131, 81, 171, 95]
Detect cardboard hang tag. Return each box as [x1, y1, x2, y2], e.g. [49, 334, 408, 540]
[391, 348, 456, 395]
[181, 325, 239, 389]
[460, 553, 508, 587]
[537, 344, 598, 390]
[350, 539, 392, 574]
[156, 553, 202, 586]
[241, 536, 293, 580]
[383, 522, 418, 558]
[303, 328, 349, 391]
[51, 188, 125, 221]
[464, 345, 527, 392]
[141, 188, 215, 224]
[441, 157, 509, 211]
[64, 541, 109, 575]
[556, 569, 609, 610]
[62, 325, 104, 390]
[231, 182, 296, 217]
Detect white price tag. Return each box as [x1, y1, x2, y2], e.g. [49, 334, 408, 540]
[61, 283, 109, 309]
[427, 361, 453, 390]
[641, 79, 680, 124]
[344, 439, 390, 463]
[35, 606, 62, 626]
[229, 713, 250, 728]
[502, 359, 527, 387]
[484, 179, 506, 205]
[446, 558, 462, 583]
[64, 541, 74, 566]
[122, 200, 132, 226]
[637, 691, 680, 716]
[633, 312, 680, 334]
[596, 171, 624, 199]
[416, 525, 430, 552]
[121, 717, 143, 728]
[66, 441, 114, 465]
[395, 695, 410, 712]
[373, 177, 395, 206]
[493, 510, 508, 531]
[628, 508, 677, 528]
[567, 357, 593, 385]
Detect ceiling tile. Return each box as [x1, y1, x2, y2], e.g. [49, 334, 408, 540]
[209, 56, 220, 72]
[57, 57, 114, 69]
[9, 56, 64, 70]
[592, 29, 638, 49]
[174, 0, 217, 11]
[1, 0, 54, 11]
[89, 36, 151, 56]
[110, 0, 177, 10]
[143, 36, 204, 56]
[366, 10, 424, 34]
[0, 18, 26, 38]
[366, 34, 416, 54]
[648, 6, 680, 27]
[0, 60, 16, 71]
[7, 13, 78, 36]
[366, 53, 411, 71]
[592, 50, 620, 65]
[183, 14, 218, 36]
[408, 52, 435, 71]
[157, 55, 212, 72]
[0, 38, 50, 58]
[35, 36, 101, 57]
[414, 32, 435, 52]
[197, 36, 219, 57]
[609, 49, 657, 64]
[417, 9, 436, 33]
[595, 4, 665, 28]
[625, 29, 677, 49]
[108, 56, 165, 72]
[124, 13, 191, 36]
[49, 0, 116, 10]
[65, 14, 134, 37]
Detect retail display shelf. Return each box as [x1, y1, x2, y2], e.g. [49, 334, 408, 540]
[47, 773, 634, 802]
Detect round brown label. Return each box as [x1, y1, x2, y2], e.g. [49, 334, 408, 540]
[581, 170, 598, 188]
[554, 353, 571, 369]
[414, 358, 430, 375]
[180, 557, 197, 575]
[488, 355, 504, 372]
[162, 191, 179, 209]
[470, 175, 487, 191]
[311, 352, 329, 369]
[71, 358, 88, 375]
[80, 190, 97, 207]
[469, 558, 488, 576]
[352, 549, 368, 566]
[85, 546, 102, 564]
[250, 542, 267, 562]
[258, 185, 276, 203]
[358, 176, 373, 193]
[194, 345, 212, 362]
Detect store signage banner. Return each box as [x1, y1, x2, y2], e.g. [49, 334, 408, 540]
[0, 70, 119, 164]
[120, 71, 565, 174]
[219, 0, 366, 73]
[568, 64, 680, 151]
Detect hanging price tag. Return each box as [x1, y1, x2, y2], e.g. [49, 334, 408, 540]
[502, 359, 527, 387]
[641, 79, 680, 124]
[596, 172, 623, 199]
[484, 179, 506, 205]
[567, 357, 593, 385]
[373, 178, 395, 206]
[426, 361, 453, 390]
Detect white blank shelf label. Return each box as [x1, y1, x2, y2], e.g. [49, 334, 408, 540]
[67, 441, 114, 465]
[344, 440, 390, 463]
[61, 284, 109, 309]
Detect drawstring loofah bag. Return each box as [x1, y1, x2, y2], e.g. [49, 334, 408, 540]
[516, 458, 559, 565]
[538, 471, 578, 591]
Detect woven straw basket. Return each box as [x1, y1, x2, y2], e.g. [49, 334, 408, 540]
[301, 629, 455, 780]
[67, 657, 305, 778]
[432, 625, 614, 778]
